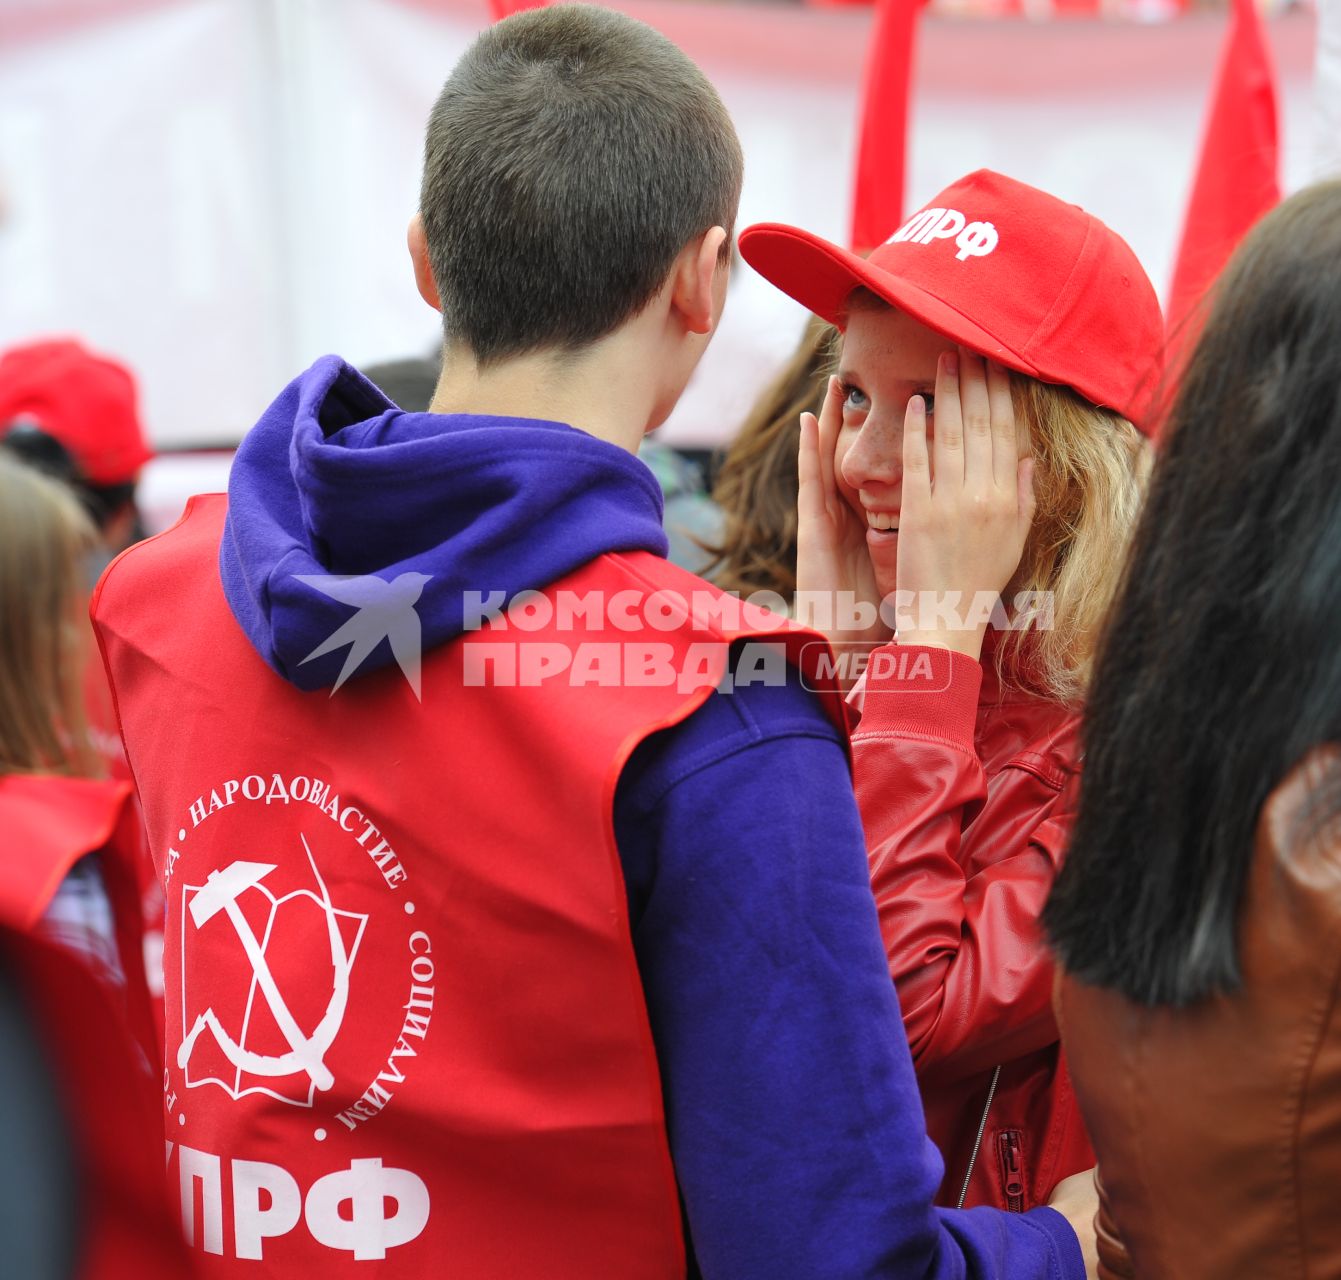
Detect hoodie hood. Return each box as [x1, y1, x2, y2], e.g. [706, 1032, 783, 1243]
[221, 356, 669, 691]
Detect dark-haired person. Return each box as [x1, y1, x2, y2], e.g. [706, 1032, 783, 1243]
[1045, 177, 1341, 1279]
[92, 8, 1092, 1277]
[740, 172, 1160, 1212]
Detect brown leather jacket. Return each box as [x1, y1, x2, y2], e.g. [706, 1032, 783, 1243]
[1055, 747, 1341, 1279]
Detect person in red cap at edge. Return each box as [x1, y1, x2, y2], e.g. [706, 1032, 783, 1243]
[0, 337, 167, 1031]
[0, 337, 155, 559]
[92, 10, 1095, 1278]
[0, 337, 156, 775]
[739, 171, 1164, 1213]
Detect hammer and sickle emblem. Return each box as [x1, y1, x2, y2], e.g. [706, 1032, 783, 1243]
[177, 836, 355, 1093]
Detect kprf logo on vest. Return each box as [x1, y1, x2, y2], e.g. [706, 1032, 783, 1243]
[887, 207, 999, 261]
[161, 770, 433, 1264]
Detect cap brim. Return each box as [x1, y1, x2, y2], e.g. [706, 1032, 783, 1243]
[738, 222, 1042, 380]
[89, 440, 154, 487]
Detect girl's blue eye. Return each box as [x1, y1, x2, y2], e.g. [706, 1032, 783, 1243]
[842, 384, 869, 412]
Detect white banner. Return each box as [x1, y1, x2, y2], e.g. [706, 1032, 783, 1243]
[1315, 0, 1341, 179]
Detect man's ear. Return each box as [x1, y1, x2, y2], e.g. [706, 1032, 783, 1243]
[407, 213, 441, 311]
[670, 225, 729, 336]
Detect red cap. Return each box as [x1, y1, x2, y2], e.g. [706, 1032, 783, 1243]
[739, 169, 1165, 433]
[0, 338, 152, 485]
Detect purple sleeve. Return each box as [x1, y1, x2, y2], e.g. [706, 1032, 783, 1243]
[614, 662, 1083, 1280]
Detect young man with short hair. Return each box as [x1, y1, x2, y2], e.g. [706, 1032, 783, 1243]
[94, 7, 1092, 1275]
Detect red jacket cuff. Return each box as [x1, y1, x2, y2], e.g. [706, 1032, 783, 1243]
[852, 643, 982, 749]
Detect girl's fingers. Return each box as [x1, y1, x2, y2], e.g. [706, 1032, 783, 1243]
[959, 347, 994, 488]
[902, 393, 932, 514]
[1017, 455, 1037, 529]
[815, 375, 844, 512]
[932, 350, 964, 491]
[798, 411, 826, 524]
[986, 358, 1019, 491]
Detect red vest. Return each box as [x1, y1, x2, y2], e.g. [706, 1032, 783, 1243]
[93, 494, 843, 1277]
[0, 774, 160, 1058]
[0, 922, 188, 1279]
[0, 776, 182, 1277]
[85, 643, 170, 1045]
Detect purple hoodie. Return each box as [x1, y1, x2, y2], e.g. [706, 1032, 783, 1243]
[221, 356, 1084, 1280]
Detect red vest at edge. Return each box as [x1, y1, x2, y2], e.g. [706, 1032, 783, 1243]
[0, 773, 160, 1059]
[0, 777, 182, 1277]
[92, 493, 844, 1277]
[0, 921, 188, 1279]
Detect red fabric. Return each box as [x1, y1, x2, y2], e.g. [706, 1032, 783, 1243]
[849, 0, 921, 253]
[851, 640, 1091, 1210]
[0, 338, 152, 485]
[0, 0, 179, 52]
[92, 493, 844, 1275]
[0, 774, 162, 1061]
[488, 0, 546, 22]
[84, 647, 131, 782]
[2, 923, 187, 1279]
[0, 777, 179, 1273]
[0, 776, 125, 931]
[1165, 0, 1279, 381]
[743, 169, 1165, 432]
[84, 645, 167, 1045]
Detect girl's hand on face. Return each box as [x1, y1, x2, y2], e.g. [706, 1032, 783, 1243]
[894, 348, 1035, 660]
[796, 375, 893, 660]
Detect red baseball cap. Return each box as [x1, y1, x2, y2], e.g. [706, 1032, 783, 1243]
[0, 337, 153, 485]
[739, 169, 1165, 433]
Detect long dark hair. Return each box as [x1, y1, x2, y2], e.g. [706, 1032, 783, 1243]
[1044, 179, 1341, 1007]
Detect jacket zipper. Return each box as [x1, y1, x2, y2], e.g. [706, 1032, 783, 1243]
[997, 1130, 1025, 1212]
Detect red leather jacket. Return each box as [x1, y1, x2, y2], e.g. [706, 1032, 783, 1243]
[850, 639, 1092, 1211]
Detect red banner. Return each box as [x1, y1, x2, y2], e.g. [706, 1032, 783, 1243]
[849, 0, 922, 254]
[489, 0, 547, 21]
[1165, 0, 1280, 379]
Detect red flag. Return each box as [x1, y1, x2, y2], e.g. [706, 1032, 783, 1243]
[849, 0, 922, 254]
[489, 0, 546, 22]
[1166, 0, 1280, 372]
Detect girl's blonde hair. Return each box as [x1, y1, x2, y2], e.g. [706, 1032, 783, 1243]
[0, 454, 100, 776]
[1002, 377, 1152, 706]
